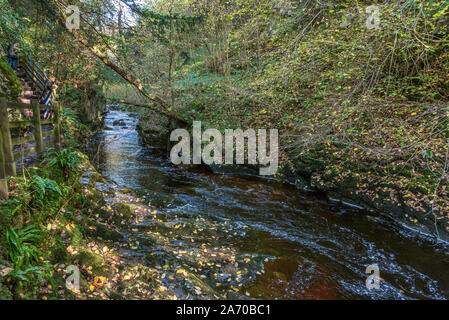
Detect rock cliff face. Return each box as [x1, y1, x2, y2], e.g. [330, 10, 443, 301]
[136, 109, 180, 150]
[79, 86, 106, 128]
[0, 71, 12, 98]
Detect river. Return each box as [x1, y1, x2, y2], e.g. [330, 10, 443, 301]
[86, 108, 449, 300]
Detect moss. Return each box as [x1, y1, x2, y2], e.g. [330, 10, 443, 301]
[74, 249, 108, 276]
[114, 203, 133, 220]
[0, 280, 13, 300]
[49, 237, 68, 264]
[84, 220, 122, 242]
[89, 172, 106, 184]
[69, 226, 85, 248]
[0, 56, 22, 99]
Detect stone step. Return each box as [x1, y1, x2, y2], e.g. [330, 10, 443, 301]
[24, 84, 36, 90]
[19, 97, 31, 104]
[21, 95, 40, 100]
[18, 97, 38, 103]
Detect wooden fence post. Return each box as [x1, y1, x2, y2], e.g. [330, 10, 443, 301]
[32, 102, 44, 157]
[53, 102, 61, 150]
[0, 129, 8, 200]
[0, 98, 16, 176]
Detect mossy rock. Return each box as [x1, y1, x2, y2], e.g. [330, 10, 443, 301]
[75, 249, 108, 276]
[89, 172, 107, 184]
[111, 264, 162, 299]
[97, 224, 123, 241]
[184, 273, 220, 298]
[0, 56, 22, 99]
[49, 237, 69, 264]
[87, 189, 106, 207]
[114, 203, 133, 220]
[85, 221, 122, 242]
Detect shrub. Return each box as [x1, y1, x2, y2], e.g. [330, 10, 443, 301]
[42, 148, 82, 178]
[28, 175, 62, 208]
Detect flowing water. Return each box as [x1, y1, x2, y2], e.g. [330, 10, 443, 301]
[87, 109, 449, 300]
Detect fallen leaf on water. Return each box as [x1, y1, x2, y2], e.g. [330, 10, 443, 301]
[176, 269, 187, 276]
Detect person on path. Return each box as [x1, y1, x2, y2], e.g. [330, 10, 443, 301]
[7, 42, 19, 70]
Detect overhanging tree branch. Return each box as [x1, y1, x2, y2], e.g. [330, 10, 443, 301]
[50, 0, 187, 123]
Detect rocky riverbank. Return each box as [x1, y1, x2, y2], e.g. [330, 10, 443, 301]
[135, 110, 449, 244]
[0, 151, 248, 299]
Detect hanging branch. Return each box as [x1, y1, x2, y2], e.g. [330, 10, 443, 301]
[50, 0, 187, 123]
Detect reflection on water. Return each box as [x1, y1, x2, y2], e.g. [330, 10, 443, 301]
[87, 109, 449, 300]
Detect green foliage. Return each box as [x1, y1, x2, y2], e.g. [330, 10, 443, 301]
[6, 225, 42, 270]
[0, 0, 30, 51]
[6, 266, 44, 285]
[0, 56, 23, 98]
[28, 175, 62, 208]
[42, 148, 82, 178]
[5, 224, 49, 296]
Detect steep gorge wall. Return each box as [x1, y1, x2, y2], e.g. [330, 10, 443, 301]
[79, 88, 107, 128]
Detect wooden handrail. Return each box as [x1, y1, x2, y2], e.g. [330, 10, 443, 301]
[22, 63, 45, 89]
[0, 124, 7, 199]
[27, 57, 47, 77]
[0, 99, 16, 177]
[22, 57, 49, 83]
[6, 100, 55, 110]
[0, 98, 63, 198]
[18, 56, 57, 107]
[22, 63, 46, 89]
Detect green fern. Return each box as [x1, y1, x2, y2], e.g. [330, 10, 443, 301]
[5, 225, 44, 290]
[42, 148, 82, 177]
[28, 175, 62, 208]
[6, 225, 42, 270]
